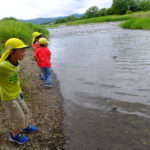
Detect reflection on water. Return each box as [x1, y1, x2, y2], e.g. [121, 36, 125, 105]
[49, 22, 150, 106]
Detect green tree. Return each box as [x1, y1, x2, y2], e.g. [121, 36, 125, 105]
[54, 15, 78, 24]
[112, 0, 126, 14]
[112, 0, 137, 14]
[98, 8, 107, 16]
[65, 15, 78, 22]
[84, 6, 99, 18]
[105, 8, 114, 15]
[128, 0, 139, 11]
[54, 18, 66, 24]
[139, 0, 150, 11]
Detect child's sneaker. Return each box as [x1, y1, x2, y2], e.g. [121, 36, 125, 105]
[39, 74, 45, 81]
[45, 84, 52, 88]
[21, 125, 39, 133]
[8, 133, 29, 144]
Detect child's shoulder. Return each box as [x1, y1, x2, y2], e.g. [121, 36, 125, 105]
[38, 47, 47, 50]
[0, 60, 18, 68]
[0, 60, 8, 66]
[0, 60, 10, 70]
[45, 47, 50, 51]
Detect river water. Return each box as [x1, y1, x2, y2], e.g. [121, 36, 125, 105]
[49, 22, 150, 106]
[49, 22, 150, 150]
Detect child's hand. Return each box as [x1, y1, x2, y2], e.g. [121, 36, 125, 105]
[34, 56, 39, 62]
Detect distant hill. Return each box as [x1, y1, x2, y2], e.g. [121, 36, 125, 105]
[19, 14, 83, 25]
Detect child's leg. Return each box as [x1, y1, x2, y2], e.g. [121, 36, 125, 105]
[45, 67, 52, 85]
[1, 99, 26, 136]
[39, 67, 45, 80]
[40, 67, 47, 81]
[17, 94, 30, 129]
[17, 94, 39, 133]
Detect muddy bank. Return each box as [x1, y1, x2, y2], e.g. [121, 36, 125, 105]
[64, 98, 150, 150]
[0, 49, 65, 150]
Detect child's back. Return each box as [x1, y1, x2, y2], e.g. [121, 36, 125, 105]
[34, 38, 52, 88]
[34, 46, 51, 67]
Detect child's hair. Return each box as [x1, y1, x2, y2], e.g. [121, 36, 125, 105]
[33, 35, 42, 44]
[6, 49, 17, 60]
[40, 44, 45, 47]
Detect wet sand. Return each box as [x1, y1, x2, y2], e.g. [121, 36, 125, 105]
[64, 98, 150, 150]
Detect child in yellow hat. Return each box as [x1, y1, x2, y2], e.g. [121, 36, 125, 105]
[32, 31, 42, 51]
[34, 37, 52, 87]
[0, 38, 39, 144]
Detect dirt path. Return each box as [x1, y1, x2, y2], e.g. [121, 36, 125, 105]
[0, 49, 65, 150]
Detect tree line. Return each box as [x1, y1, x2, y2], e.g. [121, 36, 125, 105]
[53, 0, 150, 24]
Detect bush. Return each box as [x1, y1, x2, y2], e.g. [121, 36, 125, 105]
[126, 10, 133, 14]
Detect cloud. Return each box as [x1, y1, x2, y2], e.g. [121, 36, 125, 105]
[0, 0, 112, 19]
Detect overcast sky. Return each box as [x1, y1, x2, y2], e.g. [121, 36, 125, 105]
[0, 0, 112, 20]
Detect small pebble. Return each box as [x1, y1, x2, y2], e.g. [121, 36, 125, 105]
[111, 105, 118, 111]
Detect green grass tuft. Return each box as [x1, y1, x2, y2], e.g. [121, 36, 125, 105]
[120, 18, 150, 30]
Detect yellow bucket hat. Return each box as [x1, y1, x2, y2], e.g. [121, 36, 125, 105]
[32, 32, 42, 43]
[39, 38, 48, 44]
[0, 38, 30, 63]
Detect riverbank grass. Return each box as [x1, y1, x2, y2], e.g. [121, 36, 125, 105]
[0, 19, 49, 52]
[120, 18, 150, 30]
[66, 15, 135, 25]
[47, 15, 136, 28]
